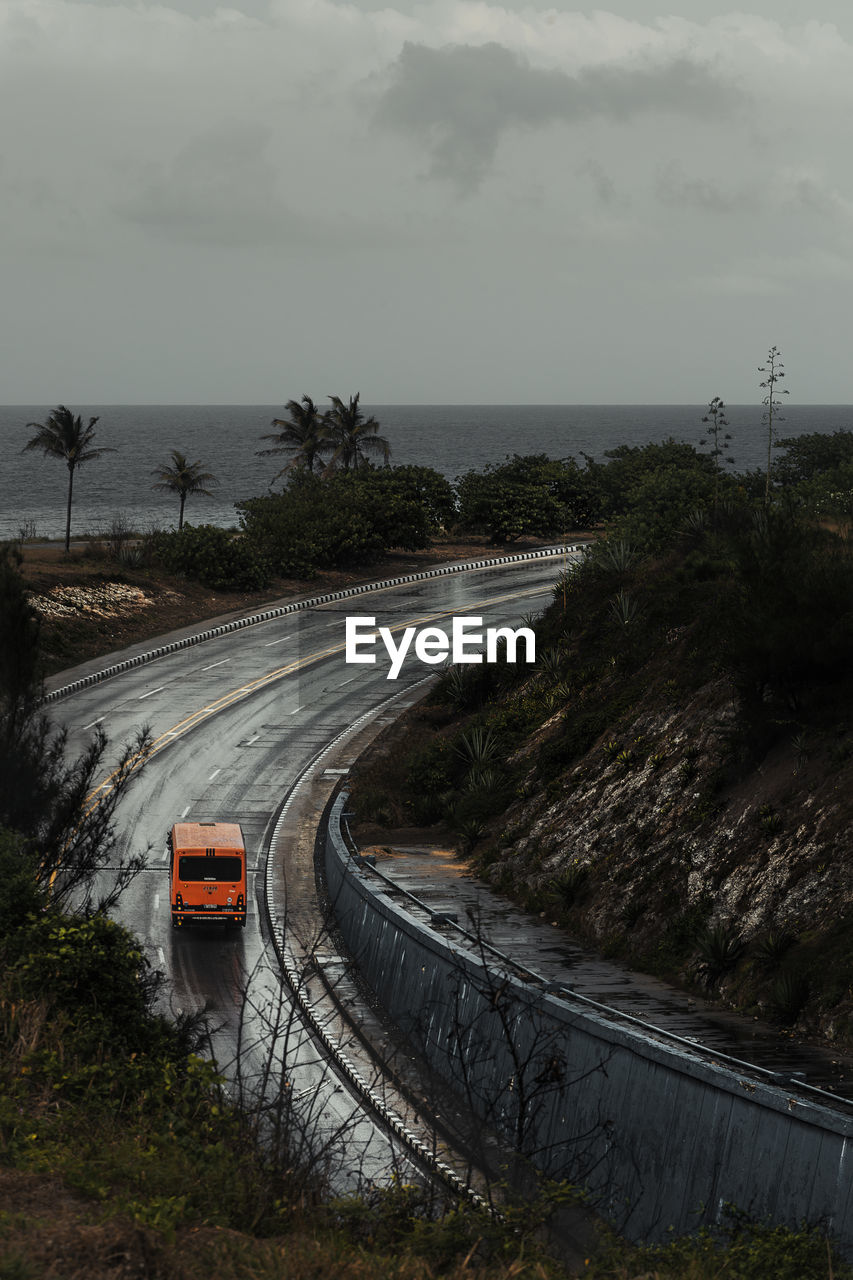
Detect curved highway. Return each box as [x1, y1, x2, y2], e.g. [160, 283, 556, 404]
[48, 555, 569, 1189]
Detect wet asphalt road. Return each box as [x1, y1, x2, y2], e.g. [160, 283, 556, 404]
[47, 556, 567, 1187]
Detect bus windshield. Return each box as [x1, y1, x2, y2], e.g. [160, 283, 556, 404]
[178, 855, 243, 883]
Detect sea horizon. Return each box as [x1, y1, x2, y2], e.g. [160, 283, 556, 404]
[4, 402, 853, 544]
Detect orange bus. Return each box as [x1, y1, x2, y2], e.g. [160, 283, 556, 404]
[169, 821, 247, 928]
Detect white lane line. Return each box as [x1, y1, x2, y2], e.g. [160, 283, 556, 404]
[288, 706, 301, 714]
[154, 893, 160, 910]
[160, 847, 169, 861]
[338, 676, 355, 688]
[245, 734, 261, 745]
[180, 805, 191, 818]
[209, 768, 221, 780]
[82, 716, 105, 730]
[264, 633, 294, 647]
[139, 686, 164, 700]
[201, 658, 230, 671]
[158, 947, 166, 966]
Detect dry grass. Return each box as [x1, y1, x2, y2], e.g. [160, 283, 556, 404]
[0, 1169, 561, 1280]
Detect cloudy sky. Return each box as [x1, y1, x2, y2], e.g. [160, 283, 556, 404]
[3, 0, 852, 402]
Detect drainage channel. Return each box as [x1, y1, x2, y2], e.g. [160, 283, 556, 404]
[342, 840, 853, 1115]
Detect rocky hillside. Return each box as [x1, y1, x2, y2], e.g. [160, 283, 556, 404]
[350, 508, 853, 1047]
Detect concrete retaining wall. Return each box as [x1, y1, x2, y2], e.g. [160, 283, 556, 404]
[325, 793, 853, 1249]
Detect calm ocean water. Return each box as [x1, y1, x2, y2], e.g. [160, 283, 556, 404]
[2, 403, 853, 543]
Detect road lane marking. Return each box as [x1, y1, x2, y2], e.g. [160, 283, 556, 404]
[180, 805, 191, 817]
[338, 677, 355, 687]
[139, 687, 164, 700]
[160, 847, 169, 861]
[154, 893, 160, 910]
[209, 768, 221, 780]
[202, 658, 230, 671]
[82, 717, 105, 730]
[158, 947, 165, 966]
[80, 581, 549, 811]
[264, 634, 294, 647]
[245, 734, 260, 745]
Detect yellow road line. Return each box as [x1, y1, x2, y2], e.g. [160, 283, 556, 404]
[85, 582, 547, 806]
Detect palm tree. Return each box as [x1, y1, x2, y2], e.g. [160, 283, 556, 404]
[323, 393, 391, 473]
[23, 406, 115, 552]
[257, 395, 332, 480]
[151, 449, 218, 530]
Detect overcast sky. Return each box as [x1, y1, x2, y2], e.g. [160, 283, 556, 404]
[3, 0, 852, 403]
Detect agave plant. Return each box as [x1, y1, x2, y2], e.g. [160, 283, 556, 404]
[464, 767, 503, 795]
[454, 726, 501, 768]
[555, 862, 588, 907]
[438, 664, 480, 711]
[768, 971, 809, 1025]
[551, 571, 574, 604]
[536, 646, 565, 683]
[682, 507, 709, 538]
[696, 921, 746, 985]
[754, 928, 798, 970]
[543, 681, 574, 712]
[603, 539, 637, 574]
[456, 817, 486, 853]
[609, 589, 640, 630]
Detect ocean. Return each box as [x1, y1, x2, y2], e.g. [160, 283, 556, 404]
[2, 403, 853, 544]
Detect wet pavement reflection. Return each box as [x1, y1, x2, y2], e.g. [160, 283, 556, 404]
[360, 843, 853, 1112]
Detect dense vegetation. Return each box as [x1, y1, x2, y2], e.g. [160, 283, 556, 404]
[144, 421, 853, 589]
[350, 432, 853, 1048]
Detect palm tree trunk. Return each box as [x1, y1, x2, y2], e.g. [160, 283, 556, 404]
[65, 464, 74, 553]
[179, 493, 186, 530]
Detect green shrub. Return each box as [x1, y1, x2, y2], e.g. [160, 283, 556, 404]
[238, 466, 450, 577]
[150, 524, 272, 591]
[405, 738, 455, 796]
[8, 912, 180, 1060]
[455, 453, 600, 542]
[611, 1213, 852, 1280]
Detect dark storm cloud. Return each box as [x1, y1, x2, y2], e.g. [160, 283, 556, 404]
[374, 41, 741, 191]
